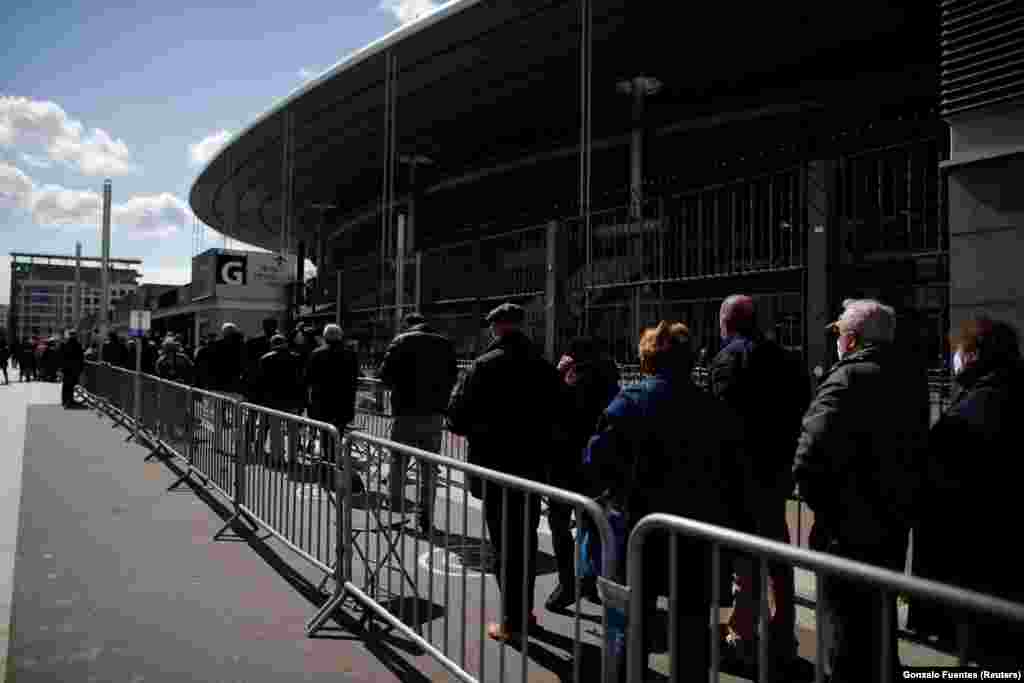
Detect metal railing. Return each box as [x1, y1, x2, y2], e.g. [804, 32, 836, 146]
[618, 513, 1024, 683]
[308, 429, 618, 683]
[78, 361, 619, 683]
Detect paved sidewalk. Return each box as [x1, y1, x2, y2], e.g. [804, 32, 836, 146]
[0, 380, 62, 676]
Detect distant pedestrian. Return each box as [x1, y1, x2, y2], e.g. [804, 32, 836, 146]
[155, 337, 195, 385]
[793, 299, 928, 682]
[305, 324, 360, 433]
[20, 339, 36, 382]
[61, 330, 85, 408]
[0, 342, 9, 385]
[446, 302, 563, 642]
[377, 312, 459, 535]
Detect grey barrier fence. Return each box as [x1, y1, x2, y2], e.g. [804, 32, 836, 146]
[81, 363, 628, 683]
[234, 403, 343, 584]
[617, 513, 1024, 683]
[308, 429, 620, 683]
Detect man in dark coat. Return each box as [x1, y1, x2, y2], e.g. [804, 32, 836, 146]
[378, 312, 459, 534]
[245, 317, 278, 401]
[193, 333, 218, 390]
[306, 323, 360, 433]
[257, 334, 305, 413]
[446, 302, 563, 642]
[909, 317, 1024, 667]
[61, 330, 85, 408]
[20, 339, 37, 381]
[710, 294, 810, 676]
[210, 323, 247, 398]
[793, 298, 929, 682]
[545, 336, 620, 611]
[101, 331, 124, 367]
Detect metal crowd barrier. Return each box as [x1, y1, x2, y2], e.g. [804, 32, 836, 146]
[187, 387, 242, 502]
[621, 513, 1024, 683]
[308, 429, 618, 683]
[233, 403, 343, 584]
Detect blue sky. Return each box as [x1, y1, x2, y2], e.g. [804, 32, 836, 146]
[1, 0, 442, 304]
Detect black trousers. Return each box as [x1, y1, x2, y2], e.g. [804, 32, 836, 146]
[61, 370, 79, 405]
[816, 530, 905, 682]
[547, 500, 576, 588]
[484, 488, 542, 631]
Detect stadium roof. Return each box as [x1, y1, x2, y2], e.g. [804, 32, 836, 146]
[189, 0, 936, 255]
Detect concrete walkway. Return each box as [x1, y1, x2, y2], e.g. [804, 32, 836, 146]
[0, 379, 62, 676]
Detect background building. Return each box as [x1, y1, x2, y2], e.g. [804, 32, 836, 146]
[7, 252, 141, 342]
[188, 2, 1022, 373]
[129, 248, 294, 347]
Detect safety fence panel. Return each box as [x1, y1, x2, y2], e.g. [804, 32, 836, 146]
[103, 364, 136, 420]
[80, 361, 99, 397]
[236, 403, 343, 579]
[309, 429, 619, 683]
[621, 513, 1024, 683]
[188, 387, 242, 501]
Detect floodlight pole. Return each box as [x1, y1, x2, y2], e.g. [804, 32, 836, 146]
[99, 179, 112, 362]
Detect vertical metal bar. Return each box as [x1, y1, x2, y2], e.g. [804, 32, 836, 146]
[444, 464, 452, 659]
[731, 188, 739, 275]
[461, 470, 470, 669]
[769, 176, 775, 268]
[387, 445, 396, 608]
[428, 463, 436, 646]
[713, 191, 721, 276]
[627, 527, 645, 683]
[758, 557, 769, 683]
[697, 194, 704, 277]
[374, 438, 384, 601]
[814, 573, 826, 683]
[479, 479, 488, 683]
[749, 182, 756, 270]
[880, 589, 893, 683]
[668, 533, 679, 683]
[499, 486, 509, 683]
[573, 505, 583, 683]
[710, 542, 721, 683]
[342, 435, 353, 584]
[520, 491, 532, 683]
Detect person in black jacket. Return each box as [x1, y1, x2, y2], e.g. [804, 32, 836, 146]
[378, 312, 459, 534]
[446, 302, 563, 642]
[258, 334, 305, 413]
[306, 324, 360, 434]
[100, 331, 124, 367]
[245, 317, 278, 400]
[793, 299, 928, 682]
[545, 336, 619, 612]
[0, 342, 9, 385]
[710, 295, 810, 677]
[909, 317, 1024, 667]
[61, 330, 85, 408]
[210, 323, 247, 398]
[193, 333, 218, 390]
[19, 339, 37, 382]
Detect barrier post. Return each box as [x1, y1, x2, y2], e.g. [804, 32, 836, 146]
[134, 338, 142, 432]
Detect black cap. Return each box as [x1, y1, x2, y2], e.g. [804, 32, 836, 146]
[404, 312, 425, 327]
[485, 302, 525, 325]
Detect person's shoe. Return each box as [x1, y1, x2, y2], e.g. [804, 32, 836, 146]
[486, 614, 538, 643]
[545, 584, 576, 612]
[579, 578, 602, 605]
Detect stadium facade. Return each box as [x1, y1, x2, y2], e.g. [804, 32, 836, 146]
[189, 1, 1024, 375]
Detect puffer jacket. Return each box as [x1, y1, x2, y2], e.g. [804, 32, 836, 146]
[793, 343, 929, 549]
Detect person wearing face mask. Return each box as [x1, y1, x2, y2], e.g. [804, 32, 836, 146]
[792, 298, 929, 682]
[908, 317, 1024, 667]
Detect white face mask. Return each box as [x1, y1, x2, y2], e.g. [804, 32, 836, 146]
[836, 338, 846, 361]
[953, 350, 965, 375]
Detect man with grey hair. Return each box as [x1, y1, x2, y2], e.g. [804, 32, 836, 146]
[793, 298, 928, 681]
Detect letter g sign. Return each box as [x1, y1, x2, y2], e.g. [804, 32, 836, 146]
[216, 255, 248, 285]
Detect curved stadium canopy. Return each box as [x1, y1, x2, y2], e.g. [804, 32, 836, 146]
[189, 0, 935, 257]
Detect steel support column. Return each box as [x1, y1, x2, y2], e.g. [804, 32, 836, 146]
[805, 160, 835, 382]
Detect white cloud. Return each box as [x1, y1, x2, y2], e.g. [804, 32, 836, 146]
[380, 0, 440, 24]
[0, 162, 35, 209]
[140, 257, 192, 286]
[19, 152, 51, 169]
[0, 96, 136, 176]
[2, 162, 190, 240]
[189, 130, 231, 167]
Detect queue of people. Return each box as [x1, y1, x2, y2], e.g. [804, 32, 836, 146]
[67, 300, 1022, 678]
